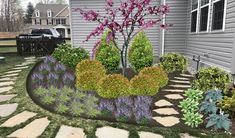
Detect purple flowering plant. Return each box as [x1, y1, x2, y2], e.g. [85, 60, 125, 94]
[62, 73, 75, 87]
[38, 63, 51, 75]
[54, 63, 66, 75]
[31, 72, 44, 86]
[115, 97, 133, 122]
[47, 72, 59, 86]
[44, 56, 56, 67]
[98, 99, 115, 116]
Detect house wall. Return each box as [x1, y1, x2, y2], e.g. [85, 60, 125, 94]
[70, 0, 161, 56]
[185, 0, 235, 72]
[164, 0, 188, 54]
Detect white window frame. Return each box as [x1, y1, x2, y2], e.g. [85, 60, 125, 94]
[35, 10, 40, 17]
[199, 0, 211, 32]
[47, 10, 52, 17]
[190, 0, 199, 33]
[211, 0, 227, 32]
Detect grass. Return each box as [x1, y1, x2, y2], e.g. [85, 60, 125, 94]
[0, 55, 24, 73]
[0, 40, 16, 45]
[0, 47, 17, 53]
[0, 57, 234, 138]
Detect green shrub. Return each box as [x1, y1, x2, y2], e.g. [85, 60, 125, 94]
[52, 43, 89, 68]
[192, 67, 231, 91]
[218, 94, 235, 117]
[139, 66, 168, 88]
[130, 75, 159, 96]
[128, 32, 153, 72]
[159, 53, 187, 73]
[95, 30, 121, 72]
[97, 74, 131, 98]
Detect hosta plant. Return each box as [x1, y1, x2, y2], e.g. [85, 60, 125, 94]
[204, 89, 223, 102]
[179, 99, 199, 113]
[206, 112, 231, 131]
[200, 101, 218, 114]
[183, 89, 203, 101]
[182, 112, 203, 128]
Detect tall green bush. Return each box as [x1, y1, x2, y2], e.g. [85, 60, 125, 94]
[128, 31, 153, 72]
[159, 53, 187, 73]
[95, 30, 121, 72]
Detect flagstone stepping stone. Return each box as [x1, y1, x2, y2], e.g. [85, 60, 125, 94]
[153, 108, 179, 115]
[12, 66, 28, 70]
[139, 132, 164, 138]
[24, 57, 36, 60]
[96, 126, 129, 138]
[0, 86, 13, 93]
[0, 81, 15, 87]
[180, 74, 193, 77]
[0, 103, 18, 117]
[180, 133, 198, 138]
[0, 78, 17, 82]
[55, 125, 86, 138]
[1, 73, 19, 78]
[170, 80, 190, 84]
[169, 85, 191, 88]
[5, 70, 22, 74]
[1, 111, 37, 127]
[0, 94, 17, 102]
[155, 100, 173, 107]
[174, 77, 190, 81]
[8, 117, 50, 138]
[165, 94, 184, 100]
[162, 89, 185, 93]
[153, 116, 180, 127]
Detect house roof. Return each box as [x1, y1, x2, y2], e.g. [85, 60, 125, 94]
[32, 4, 68, 18]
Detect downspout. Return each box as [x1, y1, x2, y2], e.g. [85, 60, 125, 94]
[230, 29, 235, 84]
[68, 0, 74, 47]
[161, 0, 166, 55]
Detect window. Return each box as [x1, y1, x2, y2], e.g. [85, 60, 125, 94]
[200, 0, 210, 32]
[61, 19, 66, 25]
[47, 10, 52, 17]
[56, 19, 61, 24]
[35, 10, 40, 17]
[212, 0, 225, 30]
[191, 0, 198, 32]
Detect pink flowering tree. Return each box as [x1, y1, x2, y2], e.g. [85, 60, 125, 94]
[73, 0, 170, 75]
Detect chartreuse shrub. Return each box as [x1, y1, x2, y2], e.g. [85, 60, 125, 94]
[179, 89, 203, 128]
[218, 88, 235, 117]
[159, 53, 187, 73]
[139, 66, 168, 88]
[130, 75, 159, 96]
[200, 89, 231, 131]
[95, 30, 120, 72]
[52, 43, 89, 68]
[192, 67, 231, 91]
[128, 31, 153, 72]
[97, 74, 131, 98]
[76, 60, 106, 91]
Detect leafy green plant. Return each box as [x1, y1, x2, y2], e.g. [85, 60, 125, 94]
[139, 66, 168, 88]
[95, 30, 120, 72]
[83, 94, 100, 117]
[182, 112, 203, 128]
[204, 89, 223, 101]
[206, 113, 231, 131]
[56, 103, 69, 114]
[128, 31, 153, 72]
[218, 94, 235, 117]
[48, 86, 60, 97]
[34, 87, 47, 97]
[41, 94, 56, 105]
[192, 67, 231, 91]
[183, 89, 203, 101]
[130, 74, 159, 96]
[159, 53, 187, 73]
[200, 101, 217, 114]
[70, 101, 84, 116]
[179, 99, 199, 113]
[53, 43, 89, 68]
[97, 74, 131, 98]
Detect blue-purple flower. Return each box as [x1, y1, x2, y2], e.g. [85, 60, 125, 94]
[47, 72, 59, 85]
[44, 56, 56, 66]
[54, 63, 66, 75]
[62, 73, 75, 86]
[31, 72, 44, 86]
[38, 63, 51, 75]
[98, 99, 115, 115]
[115, 97, 133, 121]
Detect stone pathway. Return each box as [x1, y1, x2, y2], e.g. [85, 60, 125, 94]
[153, 73, 194, 127]
[0, 59, 198, 138]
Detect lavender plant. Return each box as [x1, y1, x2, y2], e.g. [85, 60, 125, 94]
[47, 73, 59, 86]
[54, 63, 66, 75]
[31, 73, 44, 86]
[44, 56, 56, 67]
[39, 63, 51, 75]
[62, 73, 75, 87]
[115, 97, 133, 122]
[98, 99, 115, 116]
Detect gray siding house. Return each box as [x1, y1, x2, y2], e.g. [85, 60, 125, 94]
[69, 0, 235, 74]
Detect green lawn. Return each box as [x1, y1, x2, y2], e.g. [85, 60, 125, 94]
[0, 40, 16, 45]
[0, 47, 17, 53]
[0, 55, 24, 73]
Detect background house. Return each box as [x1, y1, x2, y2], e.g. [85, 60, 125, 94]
[31, 3, 70, 38]
[69, 0, 235, 74]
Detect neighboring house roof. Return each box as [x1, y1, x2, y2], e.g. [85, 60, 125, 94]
[32, 4, 68, 18]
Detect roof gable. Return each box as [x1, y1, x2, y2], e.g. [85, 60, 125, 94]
[33, 4, 68, 18]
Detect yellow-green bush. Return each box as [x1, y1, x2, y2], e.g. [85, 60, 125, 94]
[76, 59, 106, 91]
[130, 75, 160, 96]
[97, 74, 131, 98]
[139, 66, 168, 88]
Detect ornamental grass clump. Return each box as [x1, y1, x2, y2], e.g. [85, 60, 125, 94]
[97, 74, 131, 99]
[76, 59, 106, 91]
[129, 31, 153, 72]
[159, 53, 187, 73]
[130, 75, 159, 96]
[139, 66, 168, 88]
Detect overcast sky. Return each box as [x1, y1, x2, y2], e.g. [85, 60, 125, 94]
[21, 0, 69, 9]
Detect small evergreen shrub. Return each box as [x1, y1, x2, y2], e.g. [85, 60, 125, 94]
[128, 32, 153, 72]
[192, 67, 231, 91]
[97, 74, 131, 99]
[95, 30, 120, 72]
[52, 43, 89, 68]
[218, 93, 235, 117]
[159, 53, 187, 73]
[130, 75, 159, 96]
[139, 66, 168, 88]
